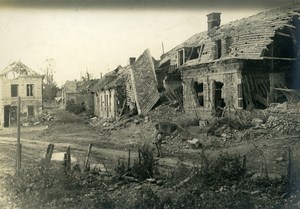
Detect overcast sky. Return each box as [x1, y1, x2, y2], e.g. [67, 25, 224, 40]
[0, 1, 292, 86]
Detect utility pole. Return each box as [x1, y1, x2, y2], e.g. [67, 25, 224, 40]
[16, 96, 22, 171]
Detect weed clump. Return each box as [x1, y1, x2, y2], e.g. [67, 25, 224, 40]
[115, 144, 158, 181]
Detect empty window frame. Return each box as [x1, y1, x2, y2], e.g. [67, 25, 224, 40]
[27, 84, 34, 96]
[11, 84, 18, 97]
[177, 49, 185, 66]
[188, 45, 205, 61]
[215, 40, 222, 59]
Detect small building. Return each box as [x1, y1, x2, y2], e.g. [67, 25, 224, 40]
[91, 66, 132, 120]
[0, 61, 44, 127]
[62, 80, 98, 115]
[158, 5, 300, 118]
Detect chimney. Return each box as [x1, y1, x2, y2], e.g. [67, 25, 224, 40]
[207, 12, 221, 34]
[129, 57, 136, 65]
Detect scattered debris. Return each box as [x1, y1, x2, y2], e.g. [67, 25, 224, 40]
[187, 138, 201, 149]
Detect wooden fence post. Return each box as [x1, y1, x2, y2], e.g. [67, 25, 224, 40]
[16, 144, 22, 171]
[44, 143, 54, 165]
[127, 148, 131, 170]
[287, 147, 293, 192]
[84, 143, 93, 170]
[16, 96, 22, 171]
[64, 146, 71, 171]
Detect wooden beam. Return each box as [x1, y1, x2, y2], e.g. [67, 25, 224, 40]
[284, 24, 296, 29]
[276, 32, 291, 38]
[262, 57, 296, 61]
[273, 87, 299, 92]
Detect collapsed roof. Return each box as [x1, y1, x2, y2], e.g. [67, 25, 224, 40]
[90, 65, 129, 92]
[0, 61, 43, 78]
[159, 4, 300, 67]
[130, 49, 160, 114]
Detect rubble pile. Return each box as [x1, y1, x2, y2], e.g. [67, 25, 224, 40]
[265, 102, 300, 114]
[265, 116, 300, 135]
[207, 117, 250, 137]
[148, 104, 182, 122]
[42, 111, 55, 122]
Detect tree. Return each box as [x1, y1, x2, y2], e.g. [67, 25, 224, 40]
[81, 69, 93, 81]
[41, 58, 59, 103]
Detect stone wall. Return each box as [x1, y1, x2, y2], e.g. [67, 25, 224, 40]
[182, 60, 243, 118]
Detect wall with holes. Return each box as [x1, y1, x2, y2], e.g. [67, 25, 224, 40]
[182, 60, 243, 119]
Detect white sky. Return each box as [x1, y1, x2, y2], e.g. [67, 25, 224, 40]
[0, 7, 263, 86]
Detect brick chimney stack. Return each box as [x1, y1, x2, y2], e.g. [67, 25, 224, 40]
[129, 57, 136, 65]
[207, 12, 221, 34]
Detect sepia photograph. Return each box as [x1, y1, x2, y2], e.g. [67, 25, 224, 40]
[0, 0, 299, 208]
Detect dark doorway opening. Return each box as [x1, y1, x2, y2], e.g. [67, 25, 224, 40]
[215, 81, 225, 109]
[193, 82, 204, 106]
[4, 105, 10, 127]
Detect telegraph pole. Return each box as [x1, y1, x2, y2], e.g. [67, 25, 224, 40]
[16, 96, 21, 171]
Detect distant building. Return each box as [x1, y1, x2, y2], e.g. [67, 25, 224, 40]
[62, 79, 98, 115]
[0, 61, 44, 127]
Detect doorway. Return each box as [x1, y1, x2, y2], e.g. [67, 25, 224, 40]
[215, 82, 225, 110]
[4, 105, 10, 127]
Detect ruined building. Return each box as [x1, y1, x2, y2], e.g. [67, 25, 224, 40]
[0, 61, 44, 128]
[91, 65, 130, 120]
[91, 49, 160, 121]
[158, 5, 300, 118]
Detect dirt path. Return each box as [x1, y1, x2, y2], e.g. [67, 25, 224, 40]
[0, 135, 184, 171]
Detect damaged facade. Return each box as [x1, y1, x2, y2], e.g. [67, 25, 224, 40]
[159, 5, 300, 118]
[91, 65, 133, 121]
[91, 49, 160, 121]
[0, 61, 44, 127]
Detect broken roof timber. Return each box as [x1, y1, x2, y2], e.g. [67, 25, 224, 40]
[0, 61, 42, 78]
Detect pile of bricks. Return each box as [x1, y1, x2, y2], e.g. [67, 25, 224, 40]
[265, 115, 300, 135]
